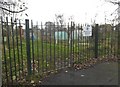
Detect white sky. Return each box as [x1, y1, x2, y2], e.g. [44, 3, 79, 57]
[24, 0, 118, 24]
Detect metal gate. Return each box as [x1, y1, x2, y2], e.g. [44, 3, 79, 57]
[1, 17, 119, 85]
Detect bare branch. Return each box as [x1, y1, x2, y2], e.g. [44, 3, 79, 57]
[0, 7, 28, 13]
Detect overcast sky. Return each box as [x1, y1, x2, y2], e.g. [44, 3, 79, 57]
[24, 0, 119, 24]
[10, 0, 118, 24]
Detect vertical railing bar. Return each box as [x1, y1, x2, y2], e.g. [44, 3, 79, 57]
[87, 26, 89, 60]
[6, 17, 13, 82]
[11, 18, 17, 81]
[55, 23, 57, 69]
[88, 27, 90, 59]
[85, 30, 86, 62]
[63, 24, 66, 68]
[60, 24, 62, 68]
[113, 25, 116, 57]
[70, 22, 73, 67]
[90, 25, 92, 58]
[83, 25, 85, 63]
[86, 36, 88, 61]
[107, 26, 109, 57]
[41, 22, 44, 73]
[109, 25, 111, 57]
[106, 25, 107, 57]
[109, 26, 111, 57]
[116, 24, 118, 57]
[58, 24, 61, 69]
[73, 23, 74, 64]
[116, 25, 117, 57]
[15, 18, 20, 78]
[57, 23, 59, 69]
[86, 35, 87, 61]
[115, 27, 118, 57]
[118, 24, 120, 58]
[86, 37, 88, 61]
[97, 25, 99, 58]
[31, 20, 35, 74]
[99, 26, 101, 58]
[113, 25, 114, 57]
[88, 34, 90, 59]
[116, 25, 118, 58]
[86, 36, 87, 61]
[75, 23, 76, 62]
[111, 25, 113, 57]
[78, 24, 80, 63]
[82, 24, 83, 62]
[84, 34, 86, 62]
[75, 24, 77, 62]
[82, 25, 84, 62]
[102, 26, 106, 58]
[1, 17, 8, 83]
[53, 23, 56, 70]
[109, 25, 113, 55]
[36, 22, 40, 73]
[75, 24, 76, 63]
[72, 22, 74, 65]
[105, 24, 107, 58]
[100, 25, 102, 57]
[80, 25, 83, 63]
[92, 26, 94, 58]
[67, 23, 69, 67]
[49, 23, 52, 70]
[98, 25, 100, 57]
[111, 25, 116, 57]
[95, 24, 98, 59]
[115, 25, 118, 57]
[101, 25, 104, 58]
[83, 26, 85, 63]
[45, 24, 48, 72]
[81, 25, 83, 61]
[112, 25, 116, 57]
[89, 25, 92, 59]
[19, 19, 24, 76]
[75, 24, 78, 63]
[86, 34, 88, 61]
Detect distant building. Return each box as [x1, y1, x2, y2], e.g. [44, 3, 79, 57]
[55, 31, 68, 40]
[45, 21, 55, 34]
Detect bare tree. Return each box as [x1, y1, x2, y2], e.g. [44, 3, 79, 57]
[0, 0, 28, 20]
[105, 0, 120, 23]
[55, 14, 64, 25]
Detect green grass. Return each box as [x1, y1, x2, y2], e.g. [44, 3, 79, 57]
[2, 33, 118, 84]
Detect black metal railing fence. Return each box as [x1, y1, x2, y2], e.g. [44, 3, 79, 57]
[1, 17, 119, 85]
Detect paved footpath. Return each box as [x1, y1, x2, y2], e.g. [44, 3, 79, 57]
[41, 62, 118, 85]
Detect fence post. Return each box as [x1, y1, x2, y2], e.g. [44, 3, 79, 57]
[0, 21, 2, 87]
[118, 23, 120, 86]
[25, 19, 32, 75]
[95, 24, 99, 58]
